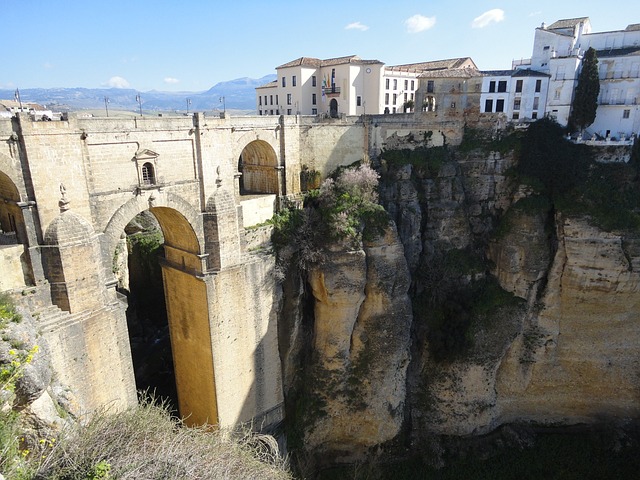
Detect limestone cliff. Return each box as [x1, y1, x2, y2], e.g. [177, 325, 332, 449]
[279, 227, 412, 465]
[279, 135, 640, 465]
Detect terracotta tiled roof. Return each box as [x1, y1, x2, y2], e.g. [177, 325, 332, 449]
[418, 67, 482, 78]
[276, 55, 382, 69]
[388, 57, 477, 73]
[547, 17, 589, 30]
[256, 80, 278, 89]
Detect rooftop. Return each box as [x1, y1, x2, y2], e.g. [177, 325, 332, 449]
[276, 55, 382, 69]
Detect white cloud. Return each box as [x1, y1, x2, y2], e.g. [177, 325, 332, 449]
[528, 11, 542, 17]
[164, 77, 180, 84]
[471, 9, 505, 28]
[105, 76, 130, 88]
[43, 62, 54, 69]
[345, 21, 369, 31]
[405, 14, 436, 34]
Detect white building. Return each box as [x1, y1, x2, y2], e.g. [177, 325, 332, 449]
[256, 56, 478, 117]
[521, 17, 640, 138]
[255, 55, 384, 117]
[480, 69, 550, 122]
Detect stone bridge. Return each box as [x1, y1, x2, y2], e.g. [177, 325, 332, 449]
[0, 110, 462, 429]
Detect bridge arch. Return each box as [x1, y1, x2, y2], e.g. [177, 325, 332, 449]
[103, 193, 218, 426]
[0, 169, 27, 246]
[236, 136, 280, 195]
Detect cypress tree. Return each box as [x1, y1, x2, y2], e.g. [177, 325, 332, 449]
[569, 47, 600, 133]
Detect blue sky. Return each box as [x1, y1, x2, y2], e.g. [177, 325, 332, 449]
[2, 0, 639, 92]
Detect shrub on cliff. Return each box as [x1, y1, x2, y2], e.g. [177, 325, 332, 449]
[272, 163, 389, 270]
[517, 117, 589, 199]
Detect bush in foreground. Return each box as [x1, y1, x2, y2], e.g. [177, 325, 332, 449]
[6, 397, 291, 480]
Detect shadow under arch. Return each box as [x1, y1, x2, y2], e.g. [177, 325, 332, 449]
[103, 193, 218, 426]
[237, 138, 279, 195]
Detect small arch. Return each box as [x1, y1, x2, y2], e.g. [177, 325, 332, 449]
[0, 171, 25, 244]
[141, 162, 156, 185]
[330, 98, 339, 118]
[237, 140, 279, 195]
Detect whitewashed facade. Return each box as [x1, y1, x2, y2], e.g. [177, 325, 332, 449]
[480, 70, 550, 122]
[256, 56, 478, 117]
[522, 17, 640, 138]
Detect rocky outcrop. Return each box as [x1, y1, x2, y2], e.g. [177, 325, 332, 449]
[496, 215, 640, 424]
[282, 227, 412, 463]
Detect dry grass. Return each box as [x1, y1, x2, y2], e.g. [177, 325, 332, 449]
[28, 397, 292, 480]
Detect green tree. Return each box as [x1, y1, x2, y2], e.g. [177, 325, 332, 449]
[568, 47, 600, 133]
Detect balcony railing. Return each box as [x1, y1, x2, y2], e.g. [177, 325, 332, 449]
[323, 86, 340, 95]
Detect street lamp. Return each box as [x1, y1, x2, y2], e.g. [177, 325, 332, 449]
[104, 96, 109, 117]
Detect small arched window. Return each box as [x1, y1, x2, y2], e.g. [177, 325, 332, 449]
[141, 162, 156, 185]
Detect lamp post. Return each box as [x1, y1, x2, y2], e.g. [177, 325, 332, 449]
[136, 94, 143, 116]
[104, 96, 109, 117]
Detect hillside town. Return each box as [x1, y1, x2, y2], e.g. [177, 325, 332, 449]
[257, 17, 640, 141]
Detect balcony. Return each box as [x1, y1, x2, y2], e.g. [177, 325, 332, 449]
[323, 86, 341, 97]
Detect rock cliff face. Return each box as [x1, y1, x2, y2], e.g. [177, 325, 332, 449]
[279, 142, 640, 462]
[279, 228, 412, 464]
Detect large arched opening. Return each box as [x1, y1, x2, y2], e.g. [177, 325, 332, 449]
[0, 171, 25, 245]
[237, 140, 279, 195]
[111, 201, 217, 426]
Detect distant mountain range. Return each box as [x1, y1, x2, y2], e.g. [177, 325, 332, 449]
[0, 75, 276, 113]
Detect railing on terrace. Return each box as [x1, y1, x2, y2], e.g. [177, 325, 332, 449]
[323, 86, 340, 95]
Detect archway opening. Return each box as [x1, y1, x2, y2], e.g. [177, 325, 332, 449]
[113, 206, 217, 426]
[0, 171, 24, 245]
[238, 140, 279, 195]
[330, 98, 339, 118]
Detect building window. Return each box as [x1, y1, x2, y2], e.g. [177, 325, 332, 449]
[515, 80, 523, 93]
[623, 109, 630, 119]
[554, 89, 561, 100]
[489, 81, 496, 93]
[450, 102, 456, 109]
[259, 110, 262, 115]
[386, 78, 390, 89]
[287, 109, 292, 115]
[404, 93, 407, 102]
[275, 95, 278, 105]
[411, 80, 415, 90]
[282, 77, 286, 87]
[270, 109, 274, 115]
[292, 76, 297, 86]
[427, 80, 434, 93]
[264, 96, 267, 105]
[393, 93, 397, 105]
[287, 94, 292, 105]
[258, 96, 262, 106]
[312, 108, 317, 115]
[392, 107, 396, 113]
[404, 80, 408, 90]
[535, 79, 542, 93]
[312, 76, 317, 87]
[533, 97, 539, 110]
[496, 99, 504, 112]
[498, 81, 507, 92]
[513, 98, 521, 110]
[270, 95, 273, 105]
[141, 162, 155, 185]
[276, 109, 279, 115]
[512, 113, 520, 120]
[357, 96, 362, 107]
[484, 99, 493, 112]
[312, 93, 317, 105]
[385, 93, 389, 104]
[393, 79, 397, 90]
[532, 112, 538, 119]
